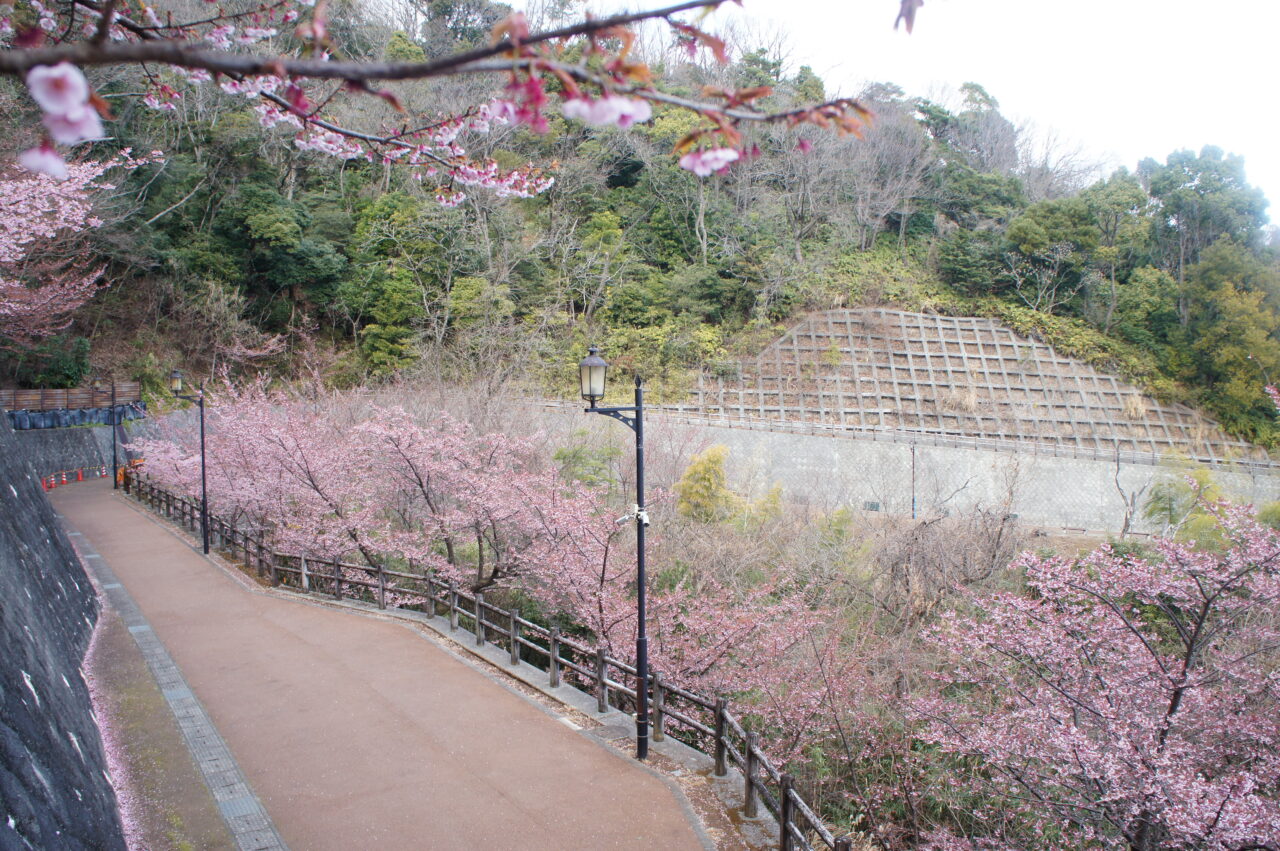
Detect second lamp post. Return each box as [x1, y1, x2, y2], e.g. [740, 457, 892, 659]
[170, 370, 210, 555]
[578, 346, 652, 761]
[91, 375, 119, 490]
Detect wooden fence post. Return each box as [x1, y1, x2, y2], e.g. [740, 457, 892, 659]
[834, 839, 853, 851]
[301, 556, 309, 592]
[423, 576, 435, 620]
[743, 732, 759, 818]
[377, 565, 387, 609]
[549, 628, 561, 688]
[333, 559, 342, 600]
[779, 774, 795, 851]
[448, 581, 458, 631]
[506, 608, 520, 665]
[255, 538, 266, 578]
[714, 698, 728, 777]
[474, 592, 485, 646]
[595, 647, 608, 713]
[268, 550, 279, 586]
[651, 673, 665, 742]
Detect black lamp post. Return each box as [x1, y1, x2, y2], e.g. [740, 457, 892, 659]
[170, 370, 209, 555]
[578, 346, 651, 761]
[92, 375, 119, 490]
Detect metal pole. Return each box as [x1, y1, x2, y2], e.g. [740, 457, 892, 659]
[634, 375, 649, 761]
[110, 380, 118, 490]
[911, 442, 916, 520]
[198, 388, 209, 554]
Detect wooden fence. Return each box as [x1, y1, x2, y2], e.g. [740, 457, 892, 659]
[124, 471, 857, 851]
[1, 382, 143, 412]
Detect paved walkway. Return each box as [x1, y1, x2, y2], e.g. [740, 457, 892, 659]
[53, 481, 709, 850]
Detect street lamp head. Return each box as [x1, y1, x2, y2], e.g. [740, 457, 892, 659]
[579, 346, 608, 408]
[169, 369, 184, 395]
[91, 375, 104, 392]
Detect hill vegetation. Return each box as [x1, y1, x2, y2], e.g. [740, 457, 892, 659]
[3, 0, 1278, 443]
[6, 3, 1280, 846]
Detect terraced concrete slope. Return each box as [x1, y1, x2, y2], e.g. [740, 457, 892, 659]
[670, 308, 1265, 464]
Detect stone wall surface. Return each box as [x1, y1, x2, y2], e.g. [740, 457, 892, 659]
[10, 426, 109, 477]
[0, 414, 126, 850]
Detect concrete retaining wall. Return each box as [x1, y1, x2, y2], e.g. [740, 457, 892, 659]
[0, 415, 127, 849]
[9, 424, 132, 479]
[652, 418, 1280, 535]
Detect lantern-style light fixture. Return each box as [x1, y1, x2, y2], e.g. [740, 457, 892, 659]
[169, 369, 184, 394]
[92, 375, 104, 392]
[579, 346, 608, 408]
[573, 345, 651, 761]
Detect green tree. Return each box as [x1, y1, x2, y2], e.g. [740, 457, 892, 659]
[1140, 146, 1269, 291]
[384, 31, 426, 62]
[674, 445, 739, 522]
[1176, 240, 1280, 441]
[790, 65, 825, 103]
[1080, 170, 1151, 331]
[360, 267, 425, 375]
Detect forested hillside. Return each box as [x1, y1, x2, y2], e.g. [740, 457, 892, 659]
[3, 0, 1278, 443]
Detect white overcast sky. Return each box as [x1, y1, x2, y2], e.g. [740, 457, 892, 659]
[529, 0, 1279, 221]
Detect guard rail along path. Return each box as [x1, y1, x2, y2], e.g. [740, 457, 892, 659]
[123, 470, 854, 851]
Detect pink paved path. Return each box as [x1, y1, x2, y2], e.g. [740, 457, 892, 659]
[54, 481, 708, 850]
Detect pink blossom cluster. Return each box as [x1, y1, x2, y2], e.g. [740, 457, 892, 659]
[677, 147, 739, 177]
[560, 95, 653, 129]
[2, 150, 161, 341]
[236, 26, 278, 45]
[502, 77, 550, 134]
[465, 101, 512, 134]
[20, 63, 106, 178]
[142, 85, 182, 112]
[253, 102, 303, 130]
[26, 0, 58, 33]
[220, 75, 283, 98]
[294, 129, 364, 159]
[915, 502, 1280, 847]
[447, 159, 554, 198]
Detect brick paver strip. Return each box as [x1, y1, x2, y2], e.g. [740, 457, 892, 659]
[64, 528, 287, 851]
[53, 481, 708, 851]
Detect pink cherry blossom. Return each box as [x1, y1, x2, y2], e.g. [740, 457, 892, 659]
[18, 145, 68, 179]
[43, 104, 105, 144]
[3, 151, 159, 339]
[560, 95, 652, 128]
[25, 62, 90, 114]
[677, 147, 739, 177]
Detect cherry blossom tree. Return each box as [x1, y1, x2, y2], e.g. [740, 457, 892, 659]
[915, 501, 1280, 850]
[0, 150, 158, 345]
[0, 0, 915, 194]
[136, 385, 867, 767]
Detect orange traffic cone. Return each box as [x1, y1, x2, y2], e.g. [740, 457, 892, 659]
[61, 471, 68, 484]
[76, 469, 84, 482]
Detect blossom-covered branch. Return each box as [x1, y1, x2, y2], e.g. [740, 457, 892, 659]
[1, 0, 896, 202]
[0, 149, 160, 344]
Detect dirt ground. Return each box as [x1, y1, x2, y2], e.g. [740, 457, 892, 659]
[86, 601, 235, 851]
